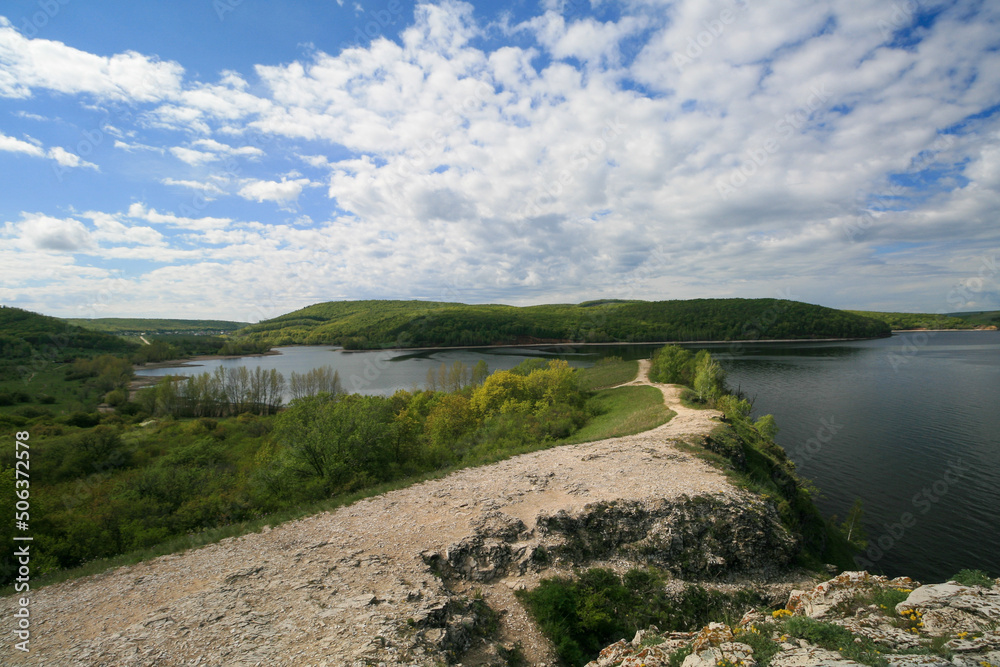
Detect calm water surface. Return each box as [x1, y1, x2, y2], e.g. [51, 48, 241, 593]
[712, 331, 1000, 583]
[137, 332, 1000, 581]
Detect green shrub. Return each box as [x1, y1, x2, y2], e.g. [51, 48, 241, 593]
[951, 569, 995, 587]
[518, 567, 769, 666]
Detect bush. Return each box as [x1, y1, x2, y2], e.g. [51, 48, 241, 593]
[61, 411, 102, 428]
[518, 568, 769, 666]
[951, 569, 995, 587]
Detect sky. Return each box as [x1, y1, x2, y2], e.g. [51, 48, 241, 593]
[1, 0, 998, 322]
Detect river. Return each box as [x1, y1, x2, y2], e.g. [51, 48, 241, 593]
[135, 331, 999, 582]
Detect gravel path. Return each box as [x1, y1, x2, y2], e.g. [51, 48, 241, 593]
[1, 361, 737, 666]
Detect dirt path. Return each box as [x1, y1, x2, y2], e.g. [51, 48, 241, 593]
[1, 362, 735, 666]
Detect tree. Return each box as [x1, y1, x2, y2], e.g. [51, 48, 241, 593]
[693, 352, 725, 403]
[840, 498, 868, 548]
[649, 345, 694, 384]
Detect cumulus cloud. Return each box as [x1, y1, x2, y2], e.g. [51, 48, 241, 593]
[0, 17, 183, 101]
[9, 214, 95, 252]
[237, 178, 312, 206]
[0, 131, 98, 169]
[162, 178, 227, 196]
[2, 1, 999, 317]
[0, 131, 44, 157]
[127, 203, 232, 231]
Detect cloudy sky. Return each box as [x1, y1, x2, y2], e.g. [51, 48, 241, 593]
[1, 0, 998, 322]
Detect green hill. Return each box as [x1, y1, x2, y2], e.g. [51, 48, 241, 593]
[1, 306, 137, 372]
[65, 318, 249, 335]
[848, 310, 989, 330]
[945, 310, 1000, 327]
[233, 298, 891, 349]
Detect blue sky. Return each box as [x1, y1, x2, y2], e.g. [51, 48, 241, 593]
[1, 0, 998, 321]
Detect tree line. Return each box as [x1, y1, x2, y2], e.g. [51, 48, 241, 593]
[138, 365, 344, 417]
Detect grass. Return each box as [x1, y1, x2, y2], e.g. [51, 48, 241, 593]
[679, 388, 714, 410]
[559, 385, 673, 445]
[781, 616, 889, 667]
[0, 363, 95, 419]
[1, 381, 670, 595]
[575, 358, 639, 391]
[833, 587, 910, 617]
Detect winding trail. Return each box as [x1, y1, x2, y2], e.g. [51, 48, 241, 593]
[2, 362, 736, 666]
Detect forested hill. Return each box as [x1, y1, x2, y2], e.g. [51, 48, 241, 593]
[0, 306, 137, 379]
[847, 310, 992, 330]
[232, 298, 891, 349]
[65, 318, 250, 335]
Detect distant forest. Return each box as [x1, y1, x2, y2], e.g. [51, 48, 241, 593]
[232, 298, 892, 349]
[849, 310, 1000, 330]
[66, 318, 249, 335]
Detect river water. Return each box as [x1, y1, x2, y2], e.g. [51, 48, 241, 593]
[136, 331, 999, 582]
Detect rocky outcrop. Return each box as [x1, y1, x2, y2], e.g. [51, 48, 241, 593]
[426, 492, 798, 587]
[587, 571, 1000, 667]
[535, 493, 798, 578]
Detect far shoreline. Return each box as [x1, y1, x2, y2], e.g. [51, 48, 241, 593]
[134, 329, 994, 370]
[138, 335, 891, 370]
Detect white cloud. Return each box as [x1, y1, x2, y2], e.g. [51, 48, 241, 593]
[0, 131, 44, 157]
[9, 213, 95, 252]
[127, 203, 232, 231]
[162, 178, 227, 196]
[47, 146, 98, 170]
[114, 139, 164, 153]
[0, 131, 98, 169]
[169, 146, 217, 165]
[0, 17, 183, 102]
[237, 177, 311, 206]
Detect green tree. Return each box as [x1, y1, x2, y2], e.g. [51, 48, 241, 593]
[649, 345, 694, 384]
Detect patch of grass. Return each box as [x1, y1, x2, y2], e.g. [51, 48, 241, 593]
[0, 363, 95, 417]
[667, 644, 693, 667]
[952, 569, 995, 587]
[496, 642, 528, 666]
[575, 359, 638, 391]
[679, 388, 714, 410]
[781, 616, 888, 667]
[558, 385, 672, 445]
[735, 622, 782, 666]
[835, 586, 910, 617]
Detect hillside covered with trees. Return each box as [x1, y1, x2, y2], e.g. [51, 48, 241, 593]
[233, 298, 891, 349]
[66, 318, 249, 335]
[848, 310, 981, 330]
